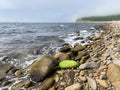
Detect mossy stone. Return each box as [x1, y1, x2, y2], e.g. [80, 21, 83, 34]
[59, 60, 79, 69]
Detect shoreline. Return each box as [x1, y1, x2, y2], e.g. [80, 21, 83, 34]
[1, 22, 120, 89]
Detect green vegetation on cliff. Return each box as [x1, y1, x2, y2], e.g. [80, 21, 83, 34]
[76, 14, 120, 22]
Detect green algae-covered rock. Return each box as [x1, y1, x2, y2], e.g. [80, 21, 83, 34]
[59, 60, 79, 69]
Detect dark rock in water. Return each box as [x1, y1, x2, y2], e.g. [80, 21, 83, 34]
[29, 55, 56, 82]
[0, 62, 13, 80]
[33, 49, 40, 55]
[2, 80, 12, 87]
[74, 37, 84, 41]
[65, 83, 82, 90]
[62, 43, 70, 46]
[60, 45, 71, 52]
[11, 81, 32, 90]
[81, 41, 85, 43]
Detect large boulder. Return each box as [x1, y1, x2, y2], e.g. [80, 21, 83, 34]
[29, 55, 56, 82]
[107, 63, 120, 90]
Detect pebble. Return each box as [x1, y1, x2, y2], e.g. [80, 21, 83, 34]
[80, 71, 85, 76]
[79, 61, 99, 70]
[96, 79, 108, 88]
[60, 82, 66, 86]
[15, 70, 23, 77]
[54, 74, 60, 82]
[79, 76, 87, 82]
[65, 83, 82, 90]
[87, 77, 97, 90]
[97, 65, 107, 74]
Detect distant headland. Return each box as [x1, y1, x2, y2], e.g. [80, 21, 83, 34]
[76, 14, 120, 22]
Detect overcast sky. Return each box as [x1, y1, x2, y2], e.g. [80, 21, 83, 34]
[0, 0, 120, 22]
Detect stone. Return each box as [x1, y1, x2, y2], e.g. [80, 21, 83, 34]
[79, 61, 99, 70]
[71, 45, 86, 54]
[60, 45, 71, 52]
[2, 80, 12, 86]
[64, 70, 74, 85]
[96, 65, 107, 74]
[75, 51, 87, 60]
[15, 70, 23, 77]
[59, 60, 79, 69]
[107, 63, 120, 90]
[80, 71, 85, 76]
[65, 83, 82, 90]
[96, 79, 108, 88]
[87, 77, 97, 90]
[24, 81, 32, 88]
[0, 62, 13, 80]
[36, 76, 55, 90]
[29, 55, 56, 82]
[0, 62, 13, 73]
[79, 76, 87, 82]
[12, 81, 26, 90]
[54, 52, 74, 62]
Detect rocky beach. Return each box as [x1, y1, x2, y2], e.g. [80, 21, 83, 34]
[1, 22, 120, 90]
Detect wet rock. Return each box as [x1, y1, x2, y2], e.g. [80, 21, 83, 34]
[14, 70, 23, 77]
[12, 81, 31, 89]
[107, 63, 120, 90]
[54, 52, 74, 62]
[71, 45, 86, 54]
[60, 45, 71, 52]
[64, 70, 74, 85]
[2, 80, 12, 86]
[87, 77, 97, 90]
[96, 79, 108, 88]
[60, 82, 66, 86]
[81, 41, 85, 43]
[65, 83, 82, 90]
[29, 55, 56, 82]
[33, 49, 39, 55]
[0, 62, 13, 80]
[0, 62, 13, 74]
[80, 71, 85, 76]
[24, 81, 32, 88]
[12, 81, 26, 90]
[59, 60, 79, 69]
[28, 77, 54, 90]
[79, 61, 99, 70]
